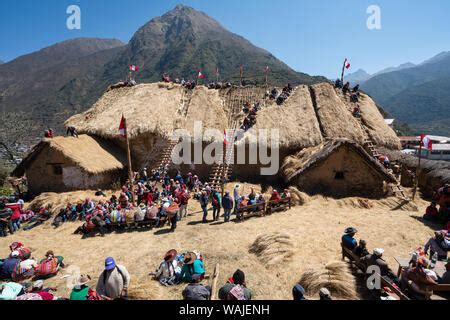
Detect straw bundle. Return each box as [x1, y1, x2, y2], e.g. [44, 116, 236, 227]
[298, 261, 358, 300]
[249, 232, 294, 266]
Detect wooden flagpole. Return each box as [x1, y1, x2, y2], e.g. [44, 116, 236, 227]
[265, 66, 269, 88]
[412, 138, 423, 201]
[240, 65, 244, 86]
[123, 116, 135, 203]
[341, 59, 347, 84]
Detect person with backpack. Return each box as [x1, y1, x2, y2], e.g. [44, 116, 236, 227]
[222, 192, 234, 223]
[211, 190, 222, 221]
[218, 269, 252, 301]
[96, 257, 130, 300]
[199, 191, 209, 223]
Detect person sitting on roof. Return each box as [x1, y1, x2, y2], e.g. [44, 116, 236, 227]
[342, 82, 350, 95]
[353, 104, 362, 118]
[423, 202, 439, 221]
[66, 126, 79, 138]
[151, 249, 179, 286]
[270, 88, 278, 100]
[350, 92, 359, 103]
[334, 78, 343, 89]
[342, 227, 358, 250]
[44, 128, 54, 139]
[178, 252, 205, 284]
[352, 84, 360, 93]
[218, 269, 252, 301]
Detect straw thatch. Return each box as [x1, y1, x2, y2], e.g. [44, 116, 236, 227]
[249, 232, 294, 267]
[65, 82, 399, 155]
[310, 83, 367, 144]
[26, 190, 116, 215]
[12, 135, 126, 177]
[65, 83, 186, 140]
[347, 93, 401, 150]
[282, 139, 397, 183]
[245, 85, 323, 149]
[298, 261, 359, 300]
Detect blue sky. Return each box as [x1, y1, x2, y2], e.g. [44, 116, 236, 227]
[1, 0, 449, 78]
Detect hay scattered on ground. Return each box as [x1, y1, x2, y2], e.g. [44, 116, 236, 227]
[127, 277, 165, 300]
[249, 233, 294, 267]
[298, 261, 358, 300]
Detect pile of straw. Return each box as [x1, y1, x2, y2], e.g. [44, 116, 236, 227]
[249, 232, 294, 266]
[298, 261, 358, 300]
[26, 190, 115, 215]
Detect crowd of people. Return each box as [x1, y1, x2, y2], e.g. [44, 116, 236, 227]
[342, 226, 450, 300]
[266, 83, 293, 105]
[162, 73, 198, 90]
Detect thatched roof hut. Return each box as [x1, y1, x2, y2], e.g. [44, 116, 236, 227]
[12, 135, 126, 195]
[282, 139, 397, 198]
[64, 81, 400, 172]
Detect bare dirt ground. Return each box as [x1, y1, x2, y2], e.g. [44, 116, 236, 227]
[0, 187, 436, 300]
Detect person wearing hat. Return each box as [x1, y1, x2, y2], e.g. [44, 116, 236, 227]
[31, 280, 56, 300]
[199, 190, 209, 223]
[96, 257, 130, 300]
[342, 227, 358, 250]
[424, 231, 450, 261]
[178, 252, 205, 283]
[70, 275, 101, 300]
[361, 248, 399, 284]
[222, 191, 234, 223]
[292, 284, 307, 301]
[152, 250, 179, 286]
[218, 269, 252, 300]
[319, 288, 332, 300]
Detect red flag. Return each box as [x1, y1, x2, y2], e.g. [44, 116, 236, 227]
[129, 65, 139, 72]
[119, 115, 126, 138]
[345, 59, 351, 69]
[224, 130, 229, 145]
[420, 134, 433, 151]
[198, 70, 205, 79]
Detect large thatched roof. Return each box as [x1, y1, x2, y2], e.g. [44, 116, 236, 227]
[282, 139, 397, 183]
[12, 135, 126, 176]
[65, 82, 400, 150]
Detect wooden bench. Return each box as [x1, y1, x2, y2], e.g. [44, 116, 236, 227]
[266, 198, 292, 214]
[238, 202, 266, 221]
[341, 244, 410, 300]
[237, 198, 292, 221]
[108, 218, 162, 231]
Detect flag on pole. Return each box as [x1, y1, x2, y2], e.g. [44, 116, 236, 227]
[265, 66, 270, 73]
[344, 59, 351, 69]
[119, 115, 127, 138]
[129, 65, 139, 72]
[197, 70, 205, 79]
[224, 130, 229, 145]
[420, 134, 433, 151]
